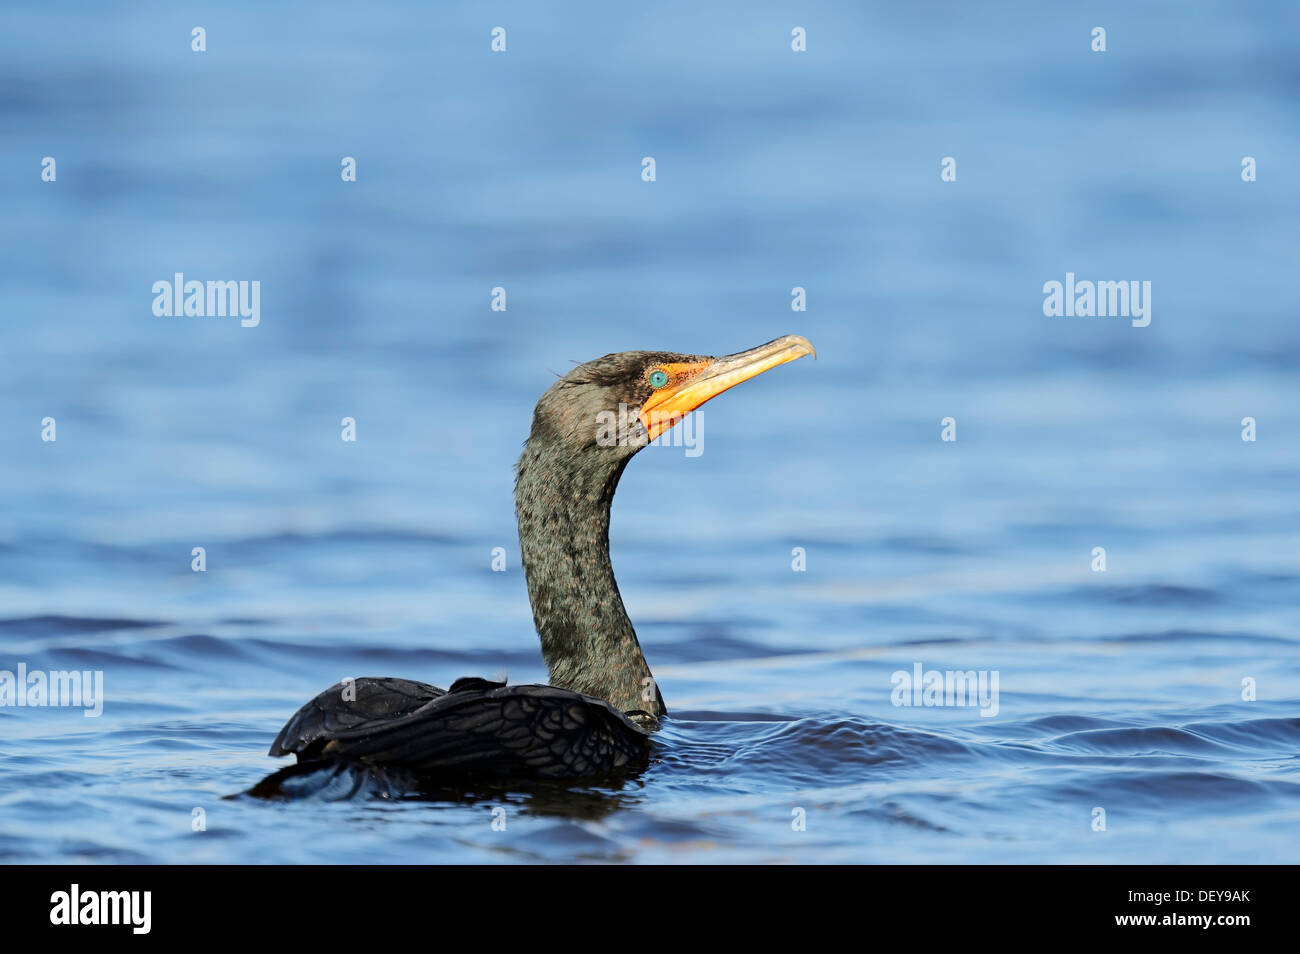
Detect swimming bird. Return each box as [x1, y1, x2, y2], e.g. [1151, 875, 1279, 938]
[261, 334, 815, 788]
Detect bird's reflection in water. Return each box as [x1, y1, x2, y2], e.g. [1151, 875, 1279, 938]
[239, 755, 649, 821]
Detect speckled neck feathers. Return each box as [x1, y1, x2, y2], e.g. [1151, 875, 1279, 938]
[515, 427, 665, 721]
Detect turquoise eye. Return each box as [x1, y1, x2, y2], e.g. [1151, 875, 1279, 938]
[648, 370, 669, 389]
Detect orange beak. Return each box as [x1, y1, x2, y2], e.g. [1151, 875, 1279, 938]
[638, 334, 816, 441]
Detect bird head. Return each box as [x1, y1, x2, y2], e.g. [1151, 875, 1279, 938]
[528, 334, 817, 459]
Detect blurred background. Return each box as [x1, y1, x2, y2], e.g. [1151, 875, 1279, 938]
[1, 0, 1297, 863]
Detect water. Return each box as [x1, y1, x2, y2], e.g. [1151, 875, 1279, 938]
[2, 0, 1299, 863]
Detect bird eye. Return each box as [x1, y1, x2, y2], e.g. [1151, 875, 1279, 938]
[648, 369, 669, 389]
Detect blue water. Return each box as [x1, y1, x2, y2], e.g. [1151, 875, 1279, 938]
[2, 0, 1299, 863]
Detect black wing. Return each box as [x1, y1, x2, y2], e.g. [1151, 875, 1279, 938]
[271, 680, 651, 782]
[269, 677, 445, 758]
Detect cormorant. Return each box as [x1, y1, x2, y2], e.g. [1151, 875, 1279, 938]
[260, 334, 815, 789]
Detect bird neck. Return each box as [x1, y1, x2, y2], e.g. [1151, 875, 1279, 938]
[515, 438, 664, 719]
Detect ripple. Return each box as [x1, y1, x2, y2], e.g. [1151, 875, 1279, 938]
[0, 615, 166, 636]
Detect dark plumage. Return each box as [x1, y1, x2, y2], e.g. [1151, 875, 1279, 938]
[268, 678, 648, 779]
[252, 336, 814, 794]
[514, 350, 697, 722]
